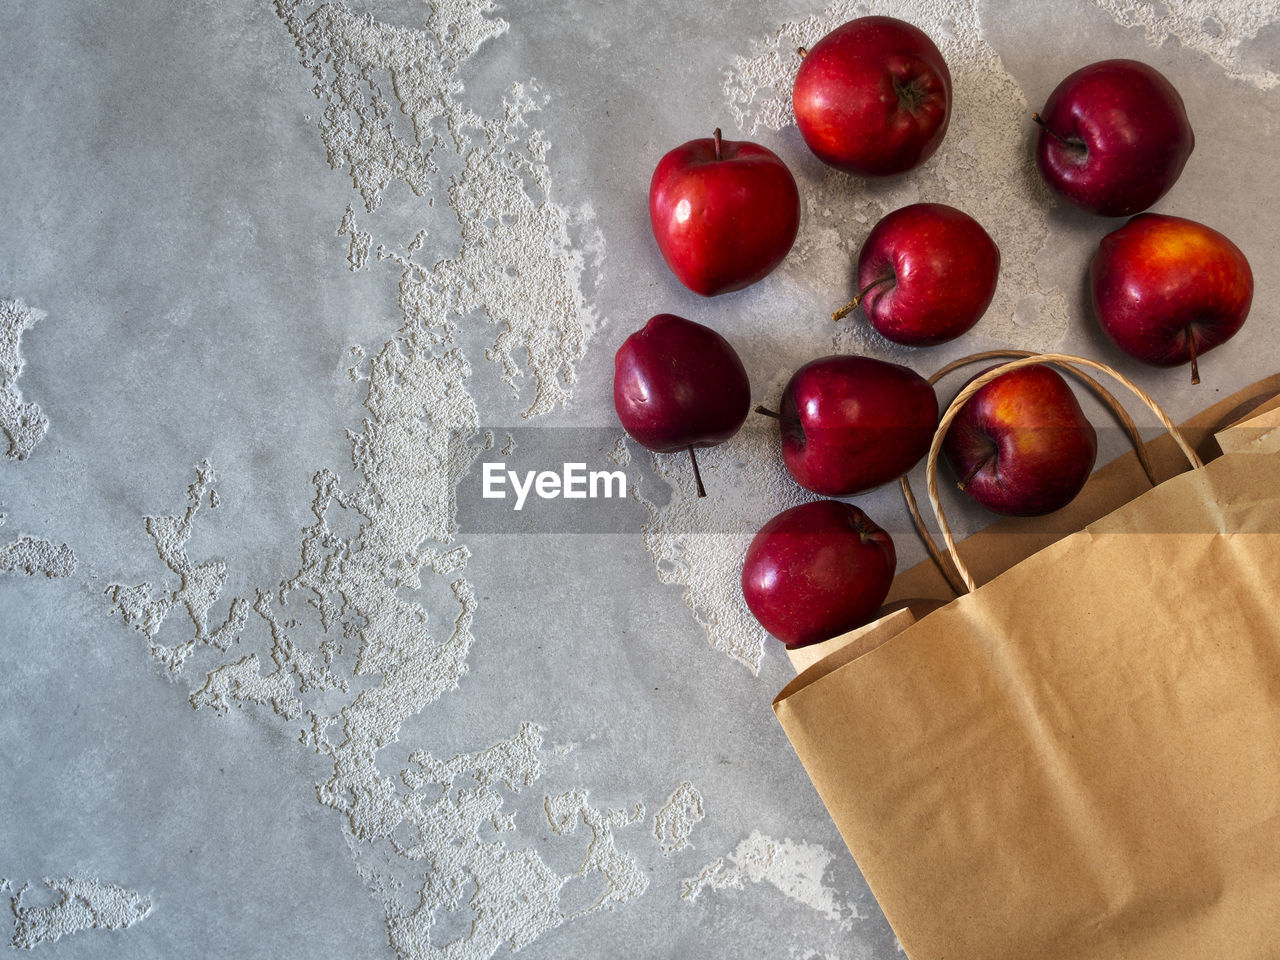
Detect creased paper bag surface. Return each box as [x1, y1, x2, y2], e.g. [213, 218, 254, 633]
[775, 406, 1280, 959]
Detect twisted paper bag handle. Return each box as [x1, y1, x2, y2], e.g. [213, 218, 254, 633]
[901, 352, 1204, 595]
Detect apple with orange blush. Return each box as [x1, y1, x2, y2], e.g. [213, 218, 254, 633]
[944, 366, 1097, 517]
[1091, 214, 1253, 384]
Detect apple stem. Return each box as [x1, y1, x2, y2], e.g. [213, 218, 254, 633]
[1031, 112, 1072, 147]
[1187, 328, 1201, 385]
[754, 404, 800, 426]
[832, 275, 893, 322]
[956, 458, 989, 492]
[713, 127, 722, 162]
[687, 445, 707, 498]
[797, 45, 808, 59]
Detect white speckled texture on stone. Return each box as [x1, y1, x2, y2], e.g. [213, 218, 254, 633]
[683, 831, 852, 928]
[8, 877, 153, 950]
[0, 299, 49, 462]
[0, 533, 77, 579]
[653, 780, 705, 855]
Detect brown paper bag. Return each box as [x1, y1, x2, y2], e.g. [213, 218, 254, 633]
[774, 356, 1280, 959]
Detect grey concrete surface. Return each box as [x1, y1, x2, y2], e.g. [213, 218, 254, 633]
[2, 1, 1277, 958]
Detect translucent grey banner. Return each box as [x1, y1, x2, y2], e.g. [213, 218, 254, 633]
[451, 426, 1273, 535]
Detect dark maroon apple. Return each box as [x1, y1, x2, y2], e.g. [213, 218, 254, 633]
[649, 129, 800, 296]
[833, 202, 1000, 345]
[943, 365, 1097, 516]
[792, 16, 951, 177]
[1090, 213, 1253, 385]
[742, 499, 896, 649]
[614, 314, 751, 496]
[1034, 59, 1194, 217]
[760, 355, 937, 497]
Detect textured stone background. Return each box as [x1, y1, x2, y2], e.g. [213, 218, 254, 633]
[2, 1, 1277, 957]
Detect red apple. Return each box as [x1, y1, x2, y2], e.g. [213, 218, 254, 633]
[614, 314, 751, 496]
[742, 499, 896, 649]
[943, 365, 1097, 517]
[1034, 59, 1194, 217]
[760, 355, 938, 497]
[649, 129, 800, 296]
[834, 203, 1000, 345]
[1090, 213, 1253, 385]
[792, 16, 951, 177]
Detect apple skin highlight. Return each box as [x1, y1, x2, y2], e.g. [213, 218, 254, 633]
[742, 500, 896, 649]
[649, 132, 800, 296]
[793, 16, 952, 177]
[614, 313, 752, 496]
[852, 202, 1001, 346]
[771, 355, 938, 497]
[943, 366, 1098, 517]
[1034, 59, 1194, 217]
[1090, 213, 1253, 383]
